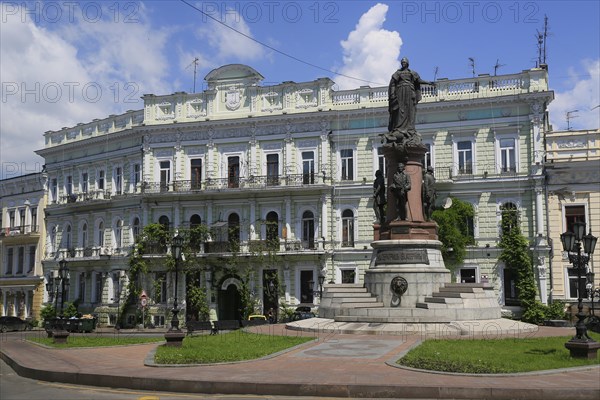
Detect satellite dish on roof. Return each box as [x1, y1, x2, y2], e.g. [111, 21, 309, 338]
[443, 197, 453, 209]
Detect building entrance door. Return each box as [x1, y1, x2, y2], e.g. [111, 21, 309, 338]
[503, 268, 520, 306]
[218, 284, 241, 320]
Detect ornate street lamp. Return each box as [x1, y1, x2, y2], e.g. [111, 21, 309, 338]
[560, 221, 599, 358]
[165, 234, 185, 346]
[59, 259, 70, 314]
[115, 271, 126, 330]
[51, 259, 70, 343]
[309, 274, 326, 299]
[318, 274, 325, 298]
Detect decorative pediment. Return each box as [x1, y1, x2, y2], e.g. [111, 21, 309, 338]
[205, 64, 264, 90]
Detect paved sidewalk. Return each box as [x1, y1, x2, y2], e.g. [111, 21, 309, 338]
[1, 323, 598, 399]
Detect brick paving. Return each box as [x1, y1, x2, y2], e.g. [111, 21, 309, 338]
[0, 324, 599, 399]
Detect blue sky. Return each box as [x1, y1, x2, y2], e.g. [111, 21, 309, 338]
[1, 1, 599, 178]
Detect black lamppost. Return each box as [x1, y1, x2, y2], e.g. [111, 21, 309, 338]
[114, 271, 126, 330]
[309, 274, 326, 299]
[165, 234, 185, 346]
[57, 259, 70, 316]
[561, 221, 599, 358]
[51, 259, 70, 343]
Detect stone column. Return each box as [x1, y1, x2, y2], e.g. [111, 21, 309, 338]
[535, 185, 544, 237]
[537, 256, 548, 304]
[285, 197, 291, 240]
[249, 201, 256, 240]
[321, 194, 328, 247]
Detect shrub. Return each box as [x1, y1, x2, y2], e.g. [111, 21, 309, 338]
[40, 304, 56, 321]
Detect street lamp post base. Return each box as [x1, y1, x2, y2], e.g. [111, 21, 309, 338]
[164, 329, 185, 347]
[52, 329, 70, 344]
[564, 339, 600, 359]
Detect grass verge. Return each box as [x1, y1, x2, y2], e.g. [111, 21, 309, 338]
[29, 335, 163, 348]
[398, 332, 600, 373]
[154, 331, 313, 364]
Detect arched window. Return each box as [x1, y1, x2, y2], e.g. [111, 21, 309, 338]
[158, 215, 170, 231]
[64, 225, 72, 249]
[500, 202, 518, 235]
[49, 226, 57, 255]
[266, 211, 279, 250]
[132, 217, 140, 242]
[302, 211, 315, 249]
[98, 221, 104, 247]
[341, 209, 355, 247]
[190, 214, 202, 228]
[228, 213, 240, 251]
[81, 223, 88, 248]
[115, 220, 123, 249]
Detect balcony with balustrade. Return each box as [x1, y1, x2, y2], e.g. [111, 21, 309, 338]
[142, 173, 328, 195]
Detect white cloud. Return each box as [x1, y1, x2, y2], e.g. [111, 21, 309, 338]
[195, 11, 265, 62]
[334, 3, 402, 90]
[0, 3, 173, 178]
[548, 59, 600, 131]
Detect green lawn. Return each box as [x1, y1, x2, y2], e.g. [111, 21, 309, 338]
[398, 333, 600, 373]
[154, 331, 314, 364]
[29, 335, 163, 348]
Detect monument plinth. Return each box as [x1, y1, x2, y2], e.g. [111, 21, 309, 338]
[367, 143, 447, 308]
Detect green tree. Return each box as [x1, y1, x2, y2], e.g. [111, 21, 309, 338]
[186, 284, 210, 321]
[497, 204, 564, 323]
[431, 197, 475, 270]
[40, 304, 56, 321]
[238, 268, 259, 320]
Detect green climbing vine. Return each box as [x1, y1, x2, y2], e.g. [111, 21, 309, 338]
[498, 205, 566, 324]
[431, 197, 475, 270]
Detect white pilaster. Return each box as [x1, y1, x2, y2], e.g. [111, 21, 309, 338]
[321, 194, 328, 247]
[250, 201, 256, 240]
[285, 197, 291, 240]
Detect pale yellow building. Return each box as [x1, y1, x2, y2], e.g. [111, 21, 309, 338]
[545, 129, 600, 302]
[0, 173, 47, 321]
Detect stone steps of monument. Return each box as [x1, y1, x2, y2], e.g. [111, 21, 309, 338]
[323, 287, 369, 294]
[424, 296, 464, 304]
[333, 297, 380, 307]
[438, 286, 485, 294]
[323, 283, 363, 289]
[417, 298, 501, 309]
[338, 301, 385, 309]
[335, 315, 454, 323]
[327, 292, 379, 301]
[431, 292, 487, 299]
[335, 306, 502, 322]
[443, 283, 495, 290]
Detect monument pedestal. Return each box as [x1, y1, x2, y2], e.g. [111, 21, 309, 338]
[366, 239, 449, 308]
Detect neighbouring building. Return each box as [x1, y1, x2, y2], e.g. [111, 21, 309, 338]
[0, 173, 46, 321]
[545, 128, 600, 304]
[35, 64, 554, 326]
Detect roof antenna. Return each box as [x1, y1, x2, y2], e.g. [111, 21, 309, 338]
[566, 110, 578, 131]
[433, 66, 439, 81]
[535, 15, 550, 69]
[186, 57, 200, 93]
[468, 57, 476, 77]
[493, 59, 506, 76]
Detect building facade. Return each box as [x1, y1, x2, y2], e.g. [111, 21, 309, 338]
[545, 129, 600, 303]
[36, 64, 553, 326]
[0, 173, 46, 321]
